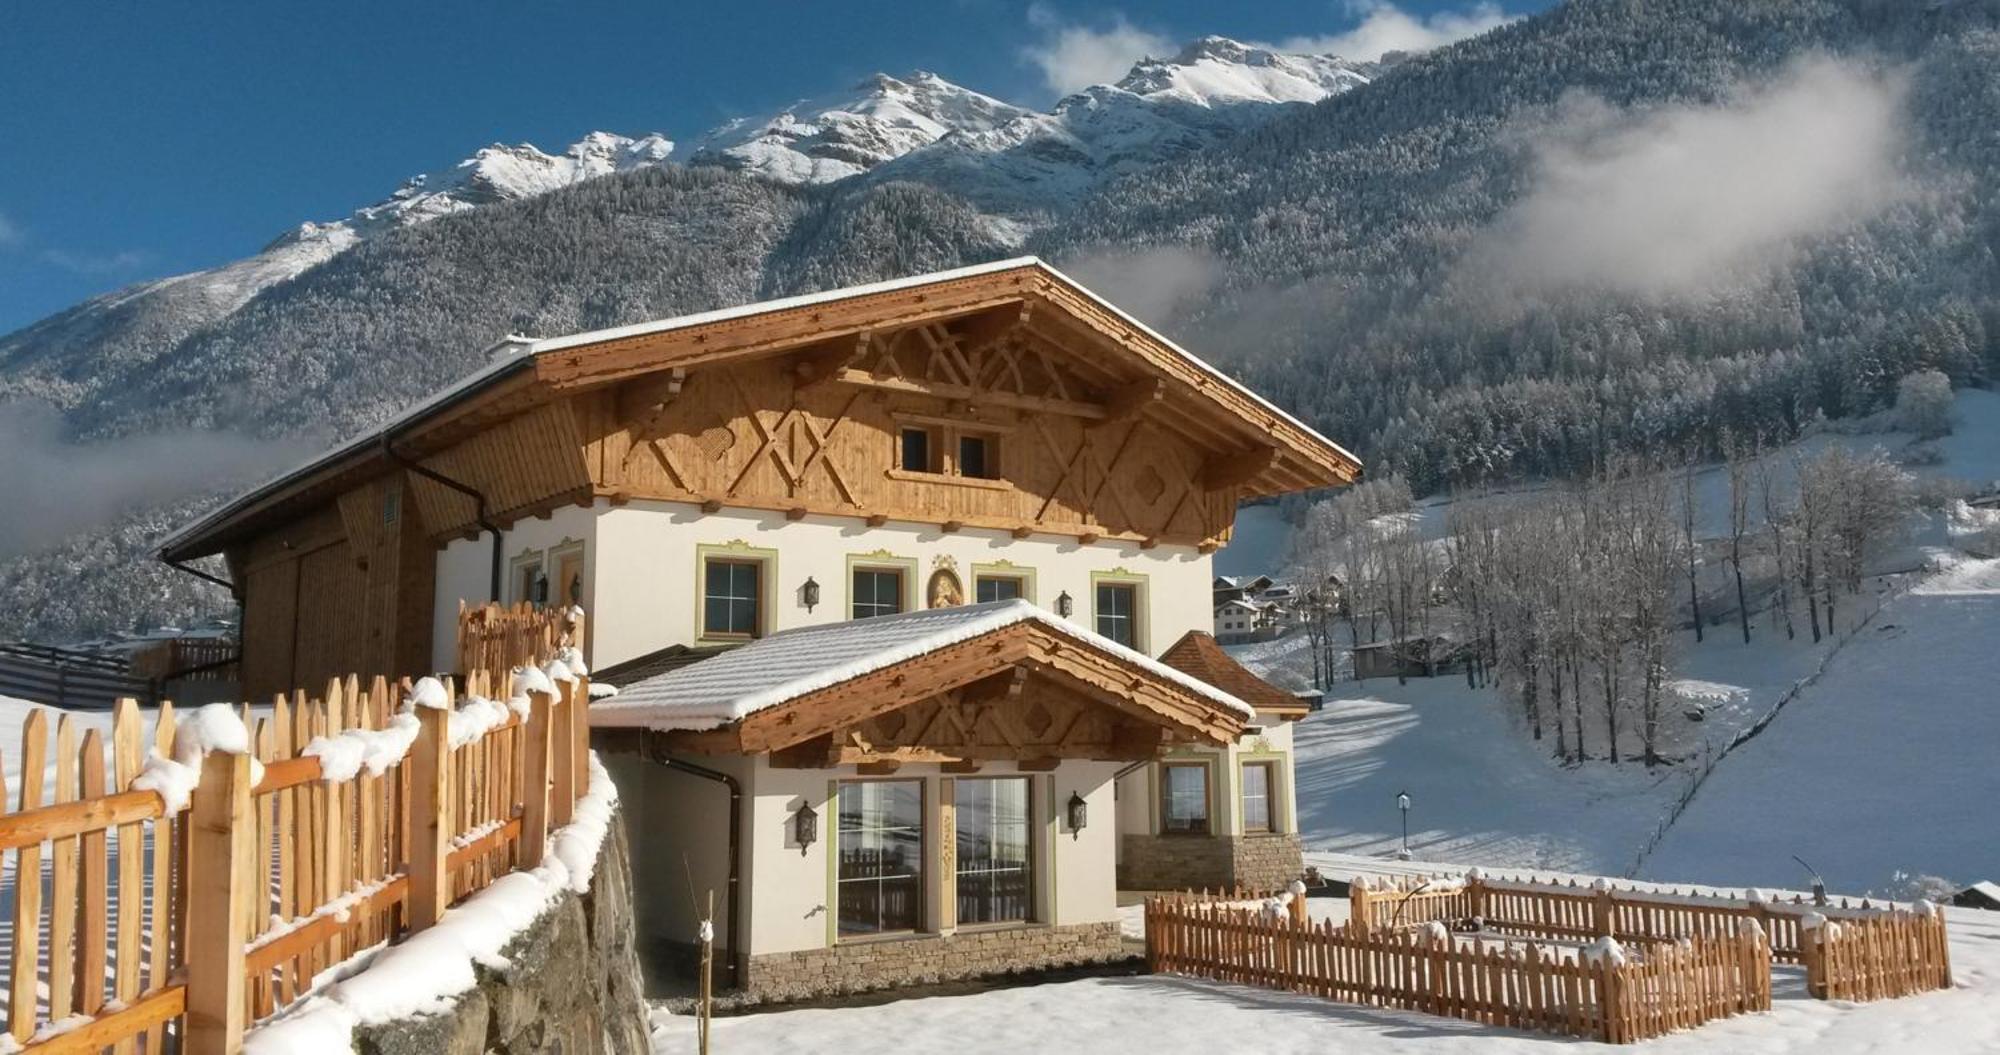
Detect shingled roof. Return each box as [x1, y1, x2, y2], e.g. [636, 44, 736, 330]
[1158, 630, 1310, 718]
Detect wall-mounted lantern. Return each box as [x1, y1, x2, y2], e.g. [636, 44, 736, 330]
[801, 576, 821, 613]
[1056, 590, 1074, 618]
[794, 800, 818, 856]
[568, 574, 583, 605]
[531, 571, 550, 605]
[1066, 791, 1088, 839]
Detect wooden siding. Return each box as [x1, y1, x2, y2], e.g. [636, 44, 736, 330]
[587, 321, 1237, 546]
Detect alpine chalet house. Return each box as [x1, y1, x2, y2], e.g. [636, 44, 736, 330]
[159, 257, 1360, 998]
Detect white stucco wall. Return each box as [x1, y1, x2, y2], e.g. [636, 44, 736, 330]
[1114, 714, 1299, 840]
[587, 500, 1213, 670]
[430, 503, 599, 671]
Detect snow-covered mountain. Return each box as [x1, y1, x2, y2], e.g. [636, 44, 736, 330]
[677, 72, 1031, 185]
[873, 37, 1372, 216]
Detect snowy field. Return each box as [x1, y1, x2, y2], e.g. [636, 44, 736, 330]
[651, 899, 2000, 1054]
[1242, 580, 1896, 879]
[1643, 557, 2000, 891]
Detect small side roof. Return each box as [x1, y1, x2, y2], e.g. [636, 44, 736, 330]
[590, 599, 1252, 734]
[1158, 630, 1310, 717]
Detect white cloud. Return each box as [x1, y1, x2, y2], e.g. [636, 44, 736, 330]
[1059, 246, 1222, 331]
[1021, 5, 1174, 97]
[0, 211, 20, 247]
[1280, 1, 1516, 63]
[40, 248, 149, 275]
[1464, 56, 1912, 303]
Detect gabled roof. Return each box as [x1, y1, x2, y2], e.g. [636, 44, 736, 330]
[1158, 630, 1310, 717]
[161, 257, 1360, 560]
[589, 600, 1251, 739]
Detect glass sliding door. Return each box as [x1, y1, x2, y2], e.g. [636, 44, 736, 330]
[955, 777, 1032, 925]
[836, 781, 924, 936]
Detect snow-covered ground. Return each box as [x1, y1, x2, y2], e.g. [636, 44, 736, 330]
[1642, 557, 2000, 892]
[651, 898, 2000, 1054]
[1240, 575, 1893, 877]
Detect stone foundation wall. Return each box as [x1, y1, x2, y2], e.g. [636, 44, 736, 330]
[741, 921, 1126, 1003]
[1119, 832, 1303, 892]
[1232, 832, 1305, 891]
[350, 803, 649, 1055]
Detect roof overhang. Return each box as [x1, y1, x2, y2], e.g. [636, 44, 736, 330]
[161, 256, 1361, 561]
[591, 601, 1251, 763]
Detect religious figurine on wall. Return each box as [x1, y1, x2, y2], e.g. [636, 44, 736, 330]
[927, 555, 964, 608]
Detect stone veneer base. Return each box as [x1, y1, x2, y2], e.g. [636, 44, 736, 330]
[1119, 832, 1304, 892]
[741, 920, 1127, 1003]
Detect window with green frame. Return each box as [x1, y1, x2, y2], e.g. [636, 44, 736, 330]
[851, 566, 905, 620]
[1159, 762, 1210, 835]
[836, 780, 924, 936]
[702, 558, 762, 638]
[1095, 581, 1138, 648]
[975, 575, 1025, 604]
[1241, 761, 1277, 833]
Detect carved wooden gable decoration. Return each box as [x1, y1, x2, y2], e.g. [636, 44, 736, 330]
[557, 261, 1360, 549]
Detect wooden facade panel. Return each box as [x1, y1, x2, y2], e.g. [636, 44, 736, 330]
[289, 541, 370, 694]
[599, 345, 1232, 545]
[239, 558, 298, 701]
[407, 402, 593, 534]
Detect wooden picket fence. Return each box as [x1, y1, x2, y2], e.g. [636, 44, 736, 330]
[455, 601, 584, 690]
[1145, 896, 1770, 1044]
[1803, 908, 1953, 1002]
[1352, 872, 1954, 978]
[0, 614, 594, 1054]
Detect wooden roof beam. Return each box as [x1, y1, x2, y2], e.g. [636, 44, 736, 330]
[1091, 376, 1164, 429]
[949, 300, 1032, 356]
[792, 333, 871, 390]
[831, 369, 1109, 420]
[1201, 446, 1278, 491]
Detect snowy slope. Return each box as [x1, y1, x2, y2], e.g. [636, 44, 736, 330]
[1641, 557, 2000, 893]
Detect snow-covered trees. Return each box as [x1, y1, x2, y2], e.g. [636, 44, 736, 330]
[1896, 370, 1956, 441]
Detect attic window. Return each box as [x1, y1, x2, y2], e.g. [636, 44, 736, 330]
[958, 433, 998, 479]
[900, 427, 935, 473]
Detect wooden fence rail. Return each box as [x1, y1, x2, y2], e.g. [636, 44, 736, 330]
[1146, 896, 1770, 1044]
[0, 608, 594, 1055]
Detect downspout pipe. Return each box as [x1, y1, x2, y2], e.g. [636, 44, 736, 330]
[639, 732, 745, 991]
[380, 429, 503, 603]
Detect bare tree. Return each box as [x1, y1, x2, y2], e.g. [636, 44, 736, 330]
[1725, 433, 1754, 645]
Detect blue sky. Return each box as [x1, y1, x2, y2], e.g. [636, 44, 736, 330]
[0, 1, 1544, 333]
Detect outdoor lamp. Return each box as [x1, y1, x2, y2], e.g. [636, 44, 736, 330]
[1396, 791, 1412, 861]
[1067, 791, 1088, 838]
[568, 575, 583, 604]
[794, 801, 818, 855]
[801, 576, 821, 613]
[531, 571, 550, 605]
[1056, 590, 1073, 617]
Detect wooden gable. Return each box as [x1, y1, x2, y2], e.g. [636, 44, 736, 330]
[657, 620, 1248, 767]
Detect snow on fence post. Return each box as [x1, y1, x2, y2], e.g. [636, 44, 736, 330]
[185, 748, 254, 1055]
[408, 682, 454, 932]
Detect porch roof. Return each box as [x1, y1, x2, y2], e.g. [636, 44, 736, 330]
[588, 599, 1252, 737]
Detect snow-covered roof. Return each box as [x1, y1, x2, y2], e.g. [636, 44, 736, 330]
[590, 599, 1252, 732]
[163, 255, 1358, 558]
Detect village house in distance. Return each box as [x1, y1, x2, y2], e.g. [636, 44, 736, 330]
[160, 258, 1361, 999]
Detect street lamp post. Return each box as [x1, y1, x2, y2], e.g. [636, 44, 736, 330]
[1396, 791, 1412, 861]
